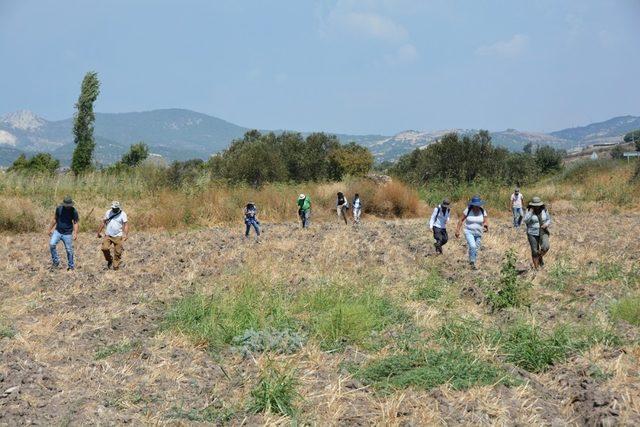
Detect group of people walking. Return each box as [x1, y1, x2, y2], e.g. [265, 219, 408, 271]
[428, 189, 551, 269]
[49, 188, 550, 272]
[48, 197, 129, 271]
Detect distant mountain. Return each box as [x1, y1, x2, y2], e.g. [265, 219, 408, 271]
[550, 115, 640, 145]
[0, 108, 638, 166]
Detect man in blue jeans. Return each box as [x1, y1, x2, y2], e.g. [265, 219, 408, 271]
[48, 196, 79, 271]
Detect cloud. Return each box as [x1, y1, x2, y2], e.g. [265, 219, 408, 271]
[384, 43, 418, 65]
[475, 34, 529, 58]
[337, 11, 409, 42]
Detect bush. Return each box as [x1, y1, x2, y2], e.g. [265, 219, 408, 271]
[120, 142, 149, 167]
[435, 317, 486, 348]
[498, 322, 572, 372]
[484, 250, 530, 311]
[8, 152, 60, 174]
[610, 295, 640, 326]
[413, 271, 448, 301]
[356, 349, 512, 391]
[231, 328, 305, 356]
[370, 181, 420, 217]
[248, 363, 299, 416]
[0, 198, 40, 232]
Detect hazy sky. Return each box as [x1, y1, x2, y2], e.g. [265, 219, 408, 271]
[1, 0, 639, 134]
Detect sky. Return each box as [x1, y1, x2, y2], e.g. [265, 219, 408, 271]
[1, 0, 639, 135]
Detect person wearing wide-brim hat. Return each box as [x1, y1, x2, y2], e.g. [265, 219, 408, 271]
[455, 195, 489, 269]
[97, 201, 129, 270]
[429, 198, 451, 254]
[48, 195, 79, 271]
[297, 193, 311, 228]
[523, 196, 551, 269]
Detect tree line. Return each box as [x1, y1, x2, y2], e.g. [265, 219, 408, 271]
[389, 130, 564, 186]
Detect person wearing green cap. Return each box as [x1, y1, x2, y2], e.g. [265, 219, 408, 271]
[523, 196, 551, 269]
[48, 196, 79, 270]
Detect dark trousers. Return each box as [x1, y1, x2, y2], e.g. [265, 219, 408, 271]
[433, 226, 448, 251]
[245, 220, 260, 237]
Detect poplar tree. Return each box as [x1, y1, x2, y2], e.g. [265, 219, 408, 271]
[71, 71, 100, 175]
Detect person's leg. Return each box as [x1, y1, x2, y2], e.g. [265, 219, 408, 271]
[101, 236, 113, 267]
[517, 208, 523, 227]
[252, 221, 260, 238]
[342, 206, 348, 224]
[441, 228, 449, 248]
[539, 232, 550, 266]
[527, 233, 540, 268]
[60, 233, 75, 269]
[355, 208, 361, 224]
[49, 230, 62, 267]
[512, 207, 518, 227]
[245, 222, 251, 237]
[464, 229, 478, 265]
[112, 237, 124, 270]
[433, 227, 443, 253]
[304, 210, 310, 228]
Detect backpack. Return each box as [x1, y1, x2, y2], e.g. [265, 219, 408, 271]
[105, 209, 122, 224]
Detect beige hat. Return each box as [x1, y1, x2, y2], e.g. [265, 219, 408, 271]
[298, 194, 305, 200]
[528, 196, 544, 207]
[111, 201, 121, 209]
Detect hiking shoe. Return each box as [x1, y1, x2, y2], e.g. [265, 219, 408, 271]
[469, 262, 477, 270]
[539, 256, 544, 267]
[105, 261, 113, 270]
[49, 263, 60, 271]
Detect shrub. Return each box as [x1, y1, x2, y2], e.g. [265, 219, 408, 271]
[248, 363, 299, 416]
[610, 295, 640, 326]
[120, 142, 150, 167]
[0, 318, 15, 339]
[231, 328, 305, 356]
[435, 317, 486, 348]
[8, 152, 60, 174]
[370, 181, 420, 217]
[484, 250, 530, 311]
[0, 198, 40, 233]
[356, 349, 511, 392]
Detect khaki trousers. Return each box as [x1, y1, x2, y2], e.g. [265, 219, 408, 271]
[101, 236, 124, 269]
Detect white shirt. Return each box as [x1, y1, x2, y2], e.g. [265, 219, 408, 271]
[463, 207, 487, 236]
[429, 205, 450, 229]
[511, 193, 524, 209]
[104, 210, 128, 237]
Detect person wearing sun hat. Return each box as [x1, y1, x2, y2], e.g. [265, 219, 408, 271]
[429, 198, 451, 254]
[48, 195, 79, 271]
[523, 196, 551, 269]
[97, 201, 129, 270]
[297, 193, 311, 228]
[455, 195, 489, 269]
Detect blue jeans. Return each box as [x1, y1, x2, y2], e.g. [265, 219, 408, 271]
[50, 230, 74, 268]
[299, 210, 310, 228]
[464, 229, 482, 263]
[245, 220, 260, 237]
[512, 207, 523, 228]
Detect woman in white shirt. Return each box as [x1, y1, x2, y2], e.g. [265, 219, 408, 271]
[455, 195, 488, 270]
[429, 198, 451, 254]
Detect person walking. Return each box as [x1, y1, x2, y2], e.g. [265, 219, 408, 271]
[523, 196, 551, 269]
[352, 193, 362, 225]
[97, 201, 129, 270]
[455, 195, 488, 270]
[297, 194, 311, 228]
[244, 202, 261, 242]
[48, 196, 79, 271]
[336, 192, 349, 225]
[510, 187, 524, 228]
[429, 198, 451, 254]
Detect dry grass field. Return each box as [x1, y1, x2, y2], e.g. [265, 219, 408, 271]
[1, 208, 639, 425]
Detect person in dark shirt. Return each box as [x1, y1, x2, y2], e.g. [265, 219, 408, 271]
[48, 196, 79, 270]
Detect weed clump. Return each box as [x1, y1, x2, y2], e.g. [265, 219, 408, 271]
[610, 295, 640, 326]
[484, 250, 530, 311]
[413, 271, 448, 301]
[248, 363, 299, 417]
[94, 340, 140, 360]
[435, 317, 486, 348]
[232, 328, 305, 356]
[0, 318, 15, 339]
[356, 349, 512, 392]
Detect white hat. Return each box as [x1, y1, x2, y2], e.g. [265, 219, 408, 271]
[298, 194, 305, 200]
[111, 201, 121, 209]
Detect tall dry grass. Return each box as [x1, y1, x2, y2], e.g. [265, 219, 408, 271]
[0, 170, 421, 233]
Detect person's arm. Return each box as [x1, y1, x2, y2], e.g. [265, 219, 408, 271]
[541, 210, 551, 229]
[48, 215, 56, 235]
[523, 209, 533, 224]
[72, 220, 79, 241]
[455, 212, 467, 238]
[509, 195, 513, 210]
[97, 219, 105, 238]
[428, 208, 437, 230]
[122, 221, 130, 241]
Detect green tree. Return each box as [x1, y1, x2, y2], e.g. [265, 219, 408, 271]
[610, 145, 625, 159]
[623, 129, 640, 150]
[120, 142, 150, 167]
[71, 71, 100, 175]
[329, 142, 374, 177]
[8, 153, 60, 174]
[534, 145, 564, 174]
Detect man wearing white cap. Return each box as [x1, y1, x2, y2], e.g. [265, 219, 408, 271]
[297, 193, 311, 228]
[97, 201, 129, 270]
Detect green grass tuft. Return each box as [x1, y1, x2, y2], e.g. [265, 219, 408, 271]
[484, 250, 530, 311]
[94, 340, 140, 360]
[435, 317, 487, 348]
[356, 348, 512, 392]
[413, 271, 449, 302]
[610, 295, 640, 326]
[248, 363, 299, 417]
